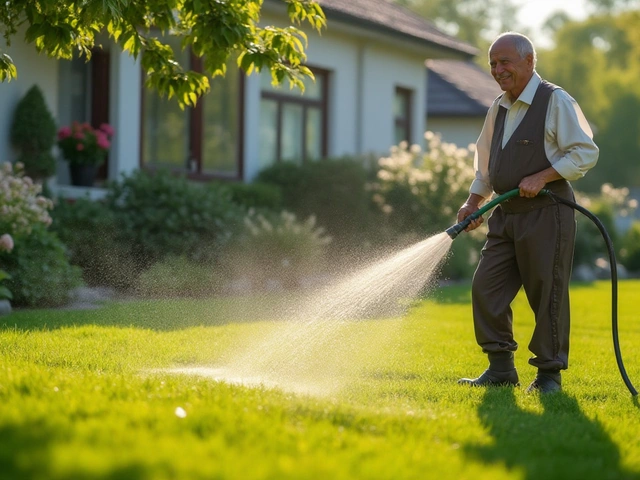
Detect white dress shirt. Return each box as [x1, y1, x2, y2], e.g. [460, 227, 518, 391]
[470, 72, 599, 199]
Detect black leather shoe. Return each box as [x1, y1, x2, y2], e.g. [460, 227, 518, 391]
[458, 368, 519, 387]
[526, 371, 562, 394]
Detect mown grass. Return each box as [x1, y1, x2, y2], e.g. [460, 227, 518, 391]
[1, 280, 639, 480]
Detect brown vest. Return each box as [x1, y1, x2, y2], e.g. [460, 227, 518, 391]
[489, 80, 573, 213]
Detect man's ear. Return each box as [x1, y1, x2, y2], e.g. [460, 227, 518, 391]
[526, 53, 534, 68]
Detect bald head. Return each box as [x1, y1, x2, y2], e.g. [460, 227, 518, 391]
[490, 32, 537, 68]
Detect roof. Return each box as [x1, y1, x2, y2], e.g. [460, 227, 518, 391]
[267, 0, 478, 58]
[426, 59, 502, 117]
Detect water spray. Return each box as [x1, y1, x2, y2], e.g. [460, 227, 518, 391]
[446, 187, 638, 397]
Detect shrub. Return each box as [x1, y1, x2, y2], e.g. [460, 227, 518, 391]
[105, 169, 244, 269]
[137, 256, 222, 298]
[620, 221, 640, 272]
[223, 210, 331, 290]
[51, 197, 136, 290]
[256, 158, 377, 249]
[371, 133, 476, 236]
[10, 85, 57, 180]
[220, 181, 283, 210]
[0, 234, 15, 301]
[0, 224, 83, 307]
[0, 161, 53, 237]
[0, 161, 79, 306]
[573, 184, 635, 266]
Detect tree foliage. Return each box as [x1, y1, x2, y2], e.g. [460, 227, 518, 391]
[393, 0, 521, 52]
[537, 10, 640, 190]
[0, 0, 325, 108]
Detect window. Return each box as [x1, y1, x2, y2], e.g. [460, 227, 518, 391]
[394, 87, 412, 145]
[259, 68, 328, 167]
[141, 36, 242, 179]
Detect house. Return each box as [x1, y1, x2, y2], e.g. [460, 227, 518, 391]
[425, 59, 501, 148]
[0, 0, 477, 197]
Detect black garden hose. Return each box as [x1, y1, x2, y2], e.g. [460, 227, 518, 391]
[543, 189, 637, 396]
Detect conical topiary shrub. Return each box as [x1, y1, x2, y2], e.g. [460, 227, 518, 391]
[10, 85, 57, 180]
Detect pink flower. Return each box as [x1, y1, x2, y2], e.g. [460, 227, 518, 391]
[74, 131, 85, 139]
[57, 126, 72, 140]
[95, 131, 110, 150]
[99, 123, 115, 137]
[76, 143, 85, 151]
[0, 234, 14, 252]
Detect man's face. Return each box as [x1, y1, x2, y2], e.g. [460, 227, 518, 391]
[489, 38, 534, 100]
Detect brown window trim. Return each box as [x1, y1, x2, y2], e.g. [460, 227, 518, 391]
[139, 54, 245, 182]
[261, 66, 329, 163]
[395, 86, 412, 144]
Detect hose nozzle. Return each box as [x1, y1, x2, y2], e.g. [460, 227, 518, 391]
[445, 217, 472, 239]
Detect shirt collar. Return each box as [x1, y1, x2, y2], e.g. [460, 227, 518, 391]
[499, 72, 541, 109]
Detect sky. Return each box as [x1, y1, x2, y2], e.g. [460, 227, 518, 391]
[516, 0, 591, 48]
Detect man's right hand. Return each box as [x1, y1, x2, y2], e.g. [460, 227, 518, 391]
[457, 194, 485, 232]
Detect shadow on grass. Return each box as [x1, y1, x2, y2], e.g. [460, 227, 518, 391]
[465, 388, 640, 480]
[0, 422, 147, 480]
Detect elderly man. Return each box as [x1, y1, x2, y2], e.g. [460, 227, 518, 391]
[457, 32, 599, 393]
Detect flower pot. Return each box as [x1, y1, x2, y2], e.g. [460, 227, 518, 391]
[69, 164, 98, 187]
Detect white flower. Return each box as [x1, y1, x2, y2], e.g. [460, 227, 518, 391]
[0, 233, 14, 252]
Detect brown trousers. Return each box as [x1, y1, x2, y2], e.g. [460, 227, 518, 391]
[471, 199, 576, 371]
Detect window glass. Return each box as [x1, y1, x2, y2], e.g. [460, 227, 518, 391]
[394, 91, 408, 119]
[258, 69, 328, 166]
[281, 103, 304, 163]
[202, 65, 240, 176]
[142, 35, 241, 178]
[142, 35, 190, 170]
[259, 99, 278, 168]
[395, 124, 408, 146]
[394, 88, 412, 144]
[306, 107, 322, 160]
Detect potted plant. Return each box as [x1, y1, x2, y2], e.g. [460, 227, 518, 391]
[57, 122, 114, 187]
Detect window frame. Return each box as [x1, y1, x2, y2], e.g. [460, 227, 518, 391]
[260, 66, 329, 164]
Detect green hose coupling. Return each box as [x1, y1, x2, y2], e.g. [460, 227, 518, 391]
[445, 188, 550, 239]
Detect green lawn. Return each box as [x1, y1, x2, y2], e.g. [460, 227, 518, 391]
[1, 281, 639, 480]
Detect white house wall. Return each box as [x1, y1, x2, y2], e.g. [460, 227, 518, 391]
[0, 33, 59, 164]
[108, 46, 141, 179]
[246, 11, 428, 180]
[426, 117, 483, 149]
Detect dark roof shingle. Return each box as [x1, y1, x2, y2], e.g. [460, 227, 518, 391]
[426, 59, 502, 116]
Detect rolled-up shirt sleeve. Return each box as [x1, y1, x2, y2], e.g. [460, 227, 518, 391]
[546, 90, 599, 181]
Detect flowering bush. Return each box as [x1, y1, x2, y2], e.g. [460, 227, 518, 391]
[0, 233, 13, 301]
[0, 161, 53, 237]
[57, 122, 114, 166]
[371, 132, 476, 234]
[573, 183, 638, 268]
